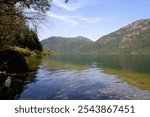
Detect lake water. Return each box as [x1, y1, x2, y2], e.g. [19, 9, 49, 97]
[0, 55, 150, 100]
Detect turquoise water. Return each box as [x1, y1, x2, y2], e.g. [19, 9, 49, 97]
[0, 55, 150, 100]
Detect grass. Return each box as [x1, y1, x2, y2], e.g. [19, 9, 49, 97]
[11, 46, 31, 56]
[10, 46, 51, 56]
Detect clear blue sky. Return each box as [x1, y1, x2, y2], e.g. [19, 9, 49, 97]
[38, 0, 150, 41]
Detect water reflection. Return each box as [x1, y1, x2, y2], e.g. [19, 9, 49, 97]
[0, 57, 41, 99]
[50, 55, 150, 91]
[51, 55, 150, 74]
[19, 55, 150, 100]
[102, 68, 150, 91]
[1, 55, 150, 100]
[50, 55, 150, 74]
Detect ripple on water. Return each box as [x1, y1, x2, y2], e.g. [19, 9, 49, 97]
[18, 56, 150, 100]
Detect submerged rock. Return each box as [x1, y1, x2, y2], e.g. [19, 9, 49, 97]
[0, 50, 28, 73]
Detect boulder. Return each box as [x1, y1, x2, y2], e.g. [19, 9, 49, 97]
[0, 50, 28, 73]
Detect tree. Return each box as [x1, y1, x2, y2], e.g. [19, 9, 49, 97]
[0, 5, 22, 49]
[0, 0, 69, 51]
[0, 0, 51, 50]
[0, 0, 52, 26]
[15, 29, 42, 51]
[0, 0, 51, 13]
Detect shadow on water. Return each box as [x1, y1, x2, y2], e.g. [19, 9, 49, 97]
[0, 57, 42, 100]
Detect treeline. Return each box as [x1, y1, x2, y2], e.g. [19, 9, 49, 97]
[0, 0, 51, 52]
[15, 29, 42, 51]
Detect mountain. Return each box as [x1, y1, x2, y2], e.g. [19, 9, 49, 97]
[41, 19, 150, 55]
[41, 36, 93, 55]
[77, 19, 150, 55]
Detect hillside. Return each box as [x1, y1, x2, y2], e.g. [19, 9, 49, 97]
[41, 36, 93, 55]
[42, 19, 150, 55]
[77, 19, 150, 55]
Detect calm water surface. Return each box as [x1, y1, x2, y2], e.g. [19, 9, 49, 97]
[0, 55, 150, 100]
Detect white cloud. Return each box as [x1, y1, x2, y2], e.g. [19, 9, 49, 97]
[52, 0, 86, 11]
[46, 11, 102, 25]
[80, 17, 101, 23]
[46, 12, 78, 25]
[46, 12, 120, 26]
[48, 0, 117, 25]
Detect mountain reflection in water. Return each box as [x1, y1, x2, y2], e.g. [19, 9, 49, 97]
[0, 55, 150, 100]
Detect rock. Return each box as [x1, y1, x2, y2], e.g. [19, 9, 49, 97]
[3, 76, 11, 88]
[0, 50, 28, 73]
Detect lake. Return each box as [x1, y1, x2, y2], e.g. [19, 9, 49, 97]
[0, 55, 150, 100]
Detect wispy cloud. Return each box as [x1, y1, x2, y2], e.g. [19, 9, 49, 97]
[80, 17, 101, 23]
[52, 0, 86, 11]
[46, 12, 78, 25]
[46, 11, 120, 26]
[80, 16, 120, 24]
[46, 1, 120, 26]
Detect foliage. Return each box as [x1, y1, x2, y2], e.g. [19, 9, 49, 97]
[0, 5, 22, 49]
[42, 50, 51, 56]
[11, 46, 32, 56]
[0, 0, 51, 14]
[0, 0, 51, 52]
[11, 46, 50, 56]
[15, 29, 42, 51]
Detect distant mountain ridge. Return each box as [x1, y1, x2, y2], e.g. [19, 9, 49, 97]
[41, 19, 150, 55]
[41, 36, 93, 55]
[77, 19, 150, 55]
